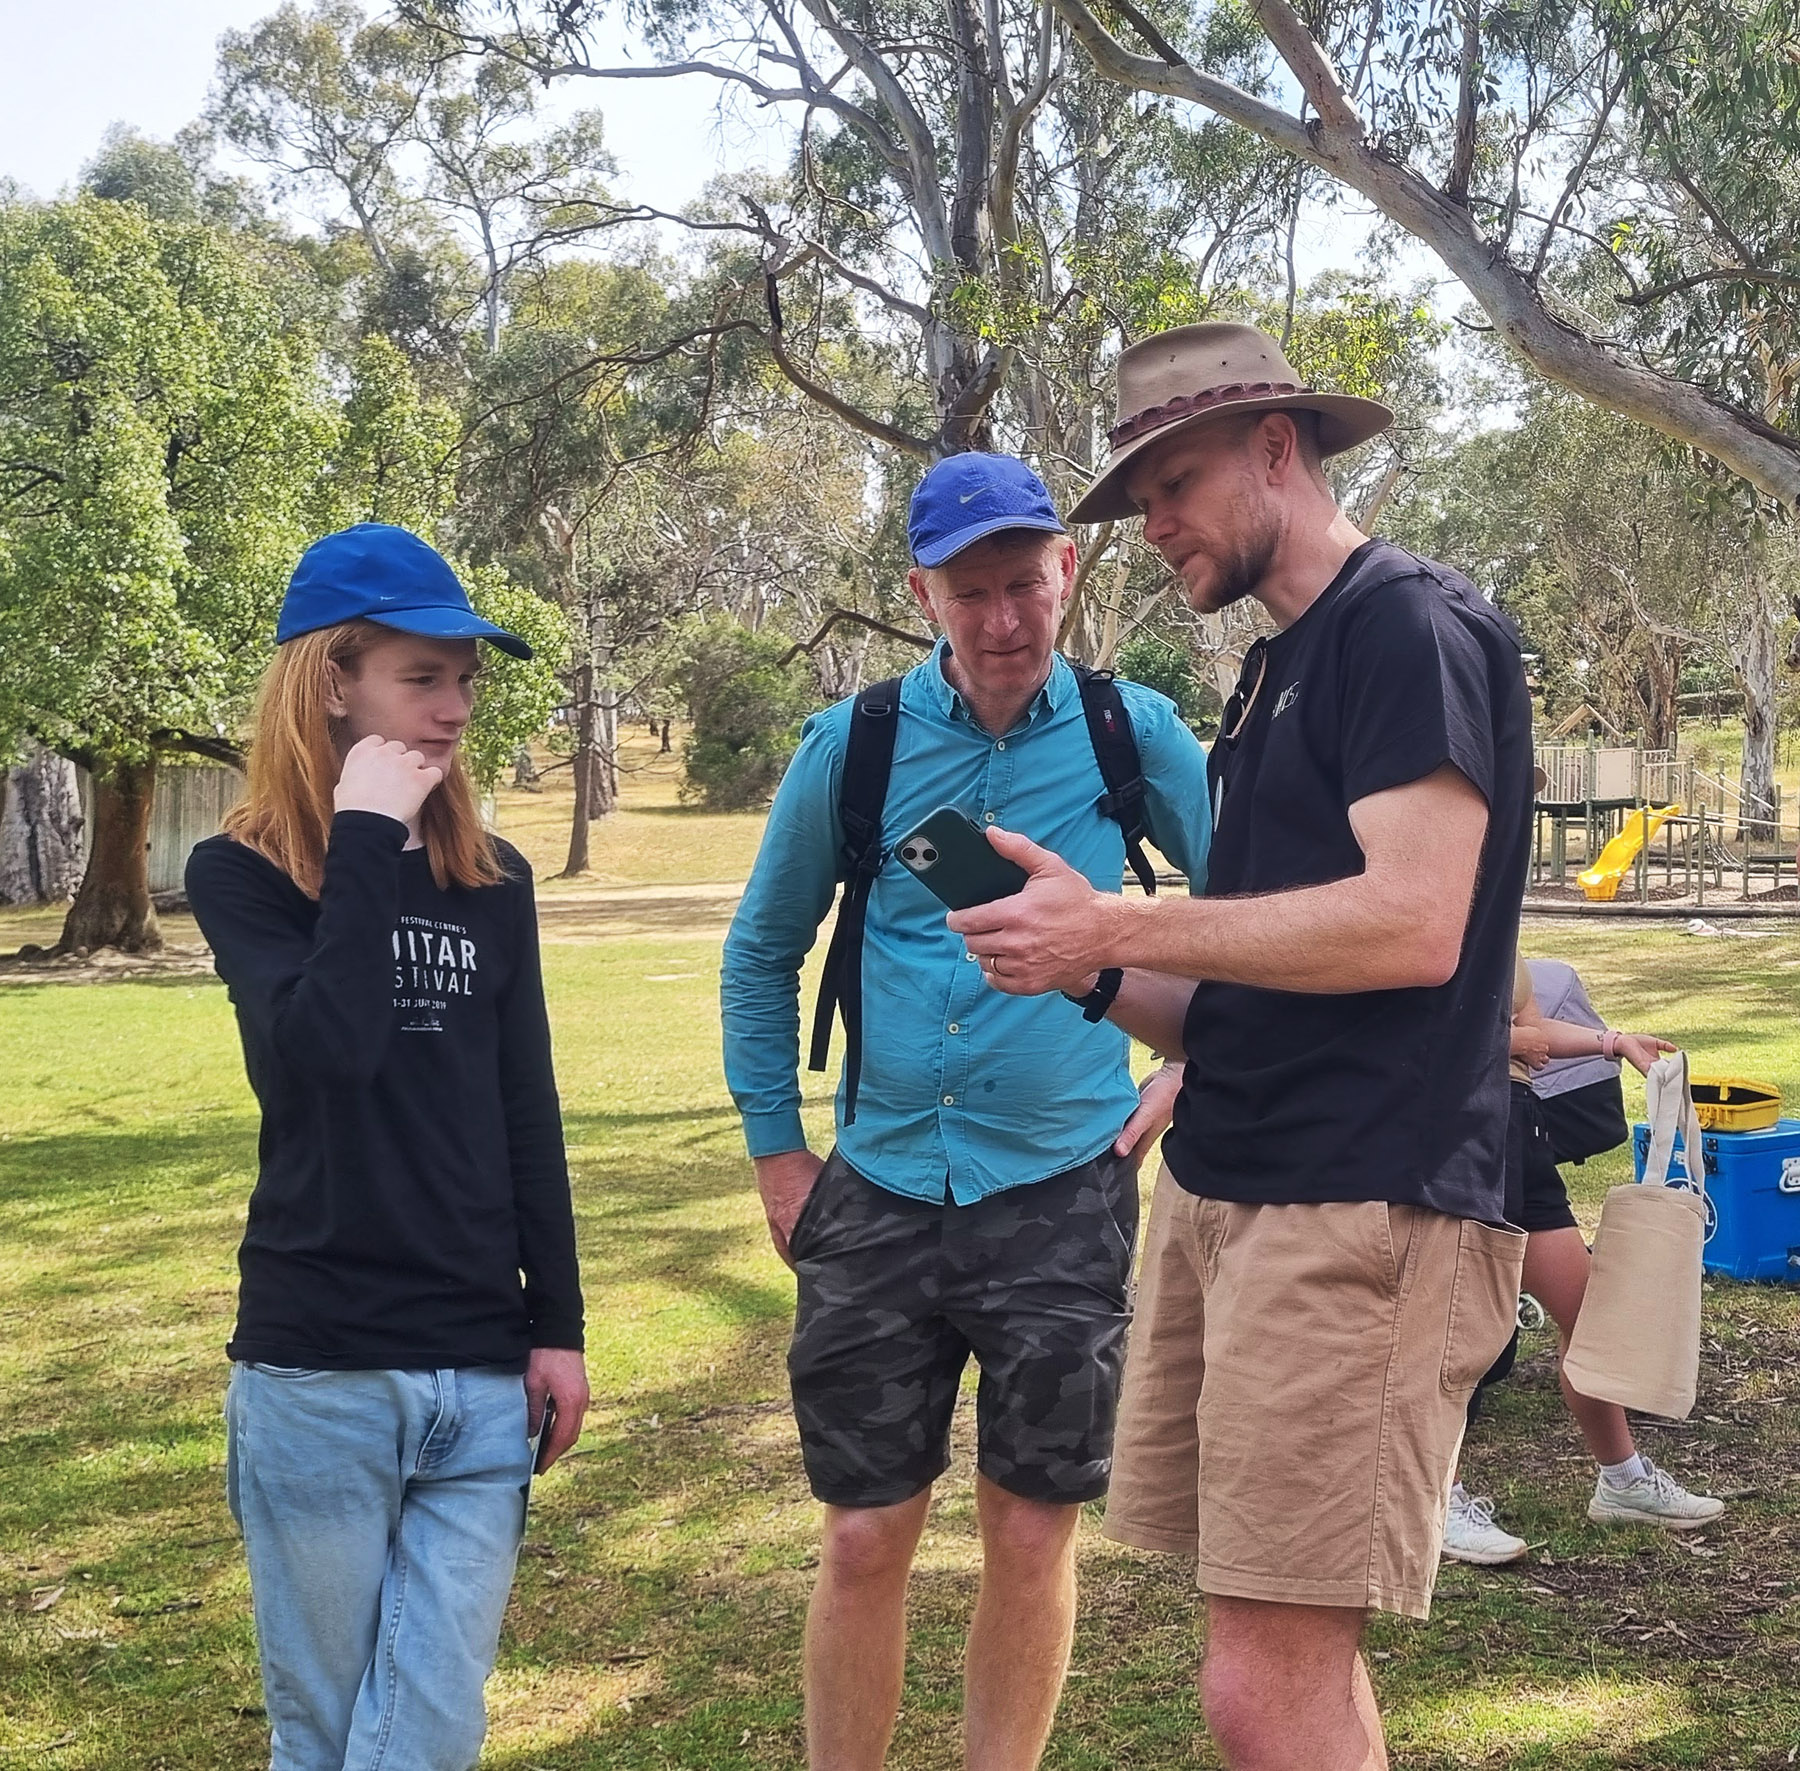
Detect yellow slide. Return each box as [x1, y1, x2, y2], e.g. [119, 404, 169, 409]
[1578, 804, 1680, 901]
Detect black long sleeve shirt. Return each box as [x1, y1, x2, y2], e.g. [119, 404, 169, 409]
[186, 812, 584, 1370]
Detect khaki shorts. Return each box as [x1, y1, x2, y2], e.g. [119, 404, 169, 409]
[1104, 1166, 1524, 1620]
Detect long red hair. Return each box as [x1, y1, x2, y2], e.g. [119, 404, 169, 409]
[223, 619, 503, 897]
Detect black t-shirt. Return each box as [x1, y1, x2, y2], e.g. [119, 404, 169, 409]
[1166, 540, 1533, 1222]
[186, 813, 584, 1370]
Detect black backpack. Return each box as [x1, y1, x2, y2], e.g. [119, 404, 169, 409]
[808, 664, 1157, 1123]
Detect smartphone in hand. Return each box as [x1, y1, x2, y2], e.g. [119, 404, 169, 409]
[896, 807, 1029, 911]
[530, 1400, 557, 1476]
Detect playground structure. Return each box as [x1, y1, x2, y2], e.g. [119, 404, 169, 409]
[1576, 803, 1681, 901]
[1533, 734, 1799, 905]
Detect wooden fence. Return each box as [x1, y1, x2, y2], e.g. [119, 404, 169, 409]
[68, 764, 245, 898]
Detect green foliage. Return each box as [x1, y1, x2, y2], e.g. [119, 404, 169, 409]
[318, 333, 460, 531]
[0, 195, 332, 767]
[458, 565, 570, 789]
[0, 194, 562, 789]
[1115, 633, 1207, 726]
[669, 616, 820, 810]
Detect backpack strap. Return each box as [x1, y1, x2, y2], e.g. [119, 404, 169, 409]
[807, 678, 902, 1124]
[1073, 663, 1158, 896]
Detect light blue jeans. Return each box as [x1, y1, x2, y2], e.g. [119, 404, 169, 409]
[225, 1363, 532, 1771]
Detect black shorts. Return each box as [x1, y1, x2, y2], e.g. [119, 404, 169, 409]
[1504, 1080, 1579, 1234]
[786, 1148, 1139, 1508]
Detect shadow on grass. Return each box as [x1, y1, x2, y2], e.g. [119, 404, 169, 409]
[535, 898, 741, 938]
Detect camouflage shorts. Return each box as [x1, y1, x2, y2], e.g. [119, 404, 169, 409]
[787, 1148, 1139, 1508]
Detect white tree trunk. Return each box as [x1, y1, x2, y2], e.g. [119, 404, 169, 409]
[1731, 583, 1781, 838]
[0, 745, 85, 905]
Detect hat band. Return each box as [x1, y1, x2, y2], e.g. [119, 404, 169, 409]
[1107, 379, 1306, 450]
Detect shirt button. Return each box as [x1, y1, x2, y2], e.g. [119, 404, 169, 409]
[983, 812, 996, 823]
[948, 1022, 960, 1034]
[996, 739, 1007, 750]
[942, 1094, 956, 1106]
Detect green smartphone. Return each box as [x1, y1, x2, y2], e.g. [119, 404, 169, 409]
[895, 807, 1029, 911]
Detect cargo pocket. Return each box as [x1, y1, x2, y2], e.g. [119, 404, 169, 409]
[1440, 1219, 1527, 1395]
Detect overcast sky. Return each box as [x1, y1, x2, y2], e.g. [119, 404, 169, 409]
[0, 0, 763, 209]
[0, 0, 1445, 318]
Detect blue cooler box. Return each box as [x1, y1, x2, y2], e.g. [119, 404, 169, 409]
[1631, 1115, 1800, 1283]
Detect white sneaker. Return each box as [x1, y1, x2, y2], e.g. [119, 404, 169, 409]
[1442, 1483, 1529, 1565]
[1587, 1460, 1726, 1530]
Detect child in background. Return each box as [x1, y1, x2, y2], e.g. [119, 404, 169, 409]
[1443, 956, 1725, 1564]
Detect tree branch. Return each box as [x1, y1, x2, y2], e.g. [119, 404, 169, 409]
[935, 343, 1014, 453]
[1445, 1, 1479, 206]
[1529, 58, 1627, 284]
[1618, 267, 1800, 308]
[1048, 0, 1800, 505]
[1059, 521, 1115, 647]
[149, 729, 248, 770]
[764, 324, 936, 458]
[775, 608, 936, 666]
[1247, 0, 1365, 141]
[788, 237, 932, 327]
[795, 0, 952, 258]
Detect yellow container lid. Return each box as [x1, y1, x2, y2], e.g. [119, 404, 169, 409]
[1688, 1075, 1782, 1133]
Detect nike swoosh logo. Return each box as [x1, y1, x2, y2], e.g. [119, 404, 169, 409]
[959, 491, 979, 503]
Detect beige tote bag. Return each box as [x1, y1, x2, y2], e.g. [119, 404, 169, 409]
[1562, 1052, 1707, 1420]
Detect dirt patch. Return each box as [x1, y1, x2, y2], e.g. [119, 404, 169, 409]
[0, 941, 217, 985]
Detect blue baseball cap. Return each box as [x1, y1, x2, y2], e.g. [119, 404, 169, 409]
[907, 453, 1066, 569]
[276, 523, 533, 660]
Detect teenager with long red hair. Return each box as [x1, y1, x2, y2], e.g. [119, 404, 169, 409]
[186, 524, 587, 1771]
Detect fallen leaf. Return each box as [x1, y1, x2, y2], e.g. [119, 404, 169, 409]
[28, 1585, 65, 1612]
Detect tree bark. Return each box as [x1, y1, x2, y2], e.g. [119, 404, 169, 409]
[1638, 640, 1683, 755]
[0, 744, 85, 905]
[1732, 589, 1779, 839]
[563, 657, 596, 877]
[598, 685, 620, 811]
[57, 758, 161, 954]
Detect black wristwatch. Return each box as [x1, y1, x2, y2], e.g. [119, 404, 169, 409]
[1063, 967, 1124, 1023]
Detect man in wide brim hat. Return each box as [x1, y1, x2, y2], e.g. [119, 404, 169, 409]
[949, 319, 1536, 1767]
[1068, 320, 1392, 525]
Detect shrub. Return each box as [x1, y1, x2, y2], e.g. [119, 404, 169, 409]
[1115, 633, 1211, 727]
[670, 617, 820, 809]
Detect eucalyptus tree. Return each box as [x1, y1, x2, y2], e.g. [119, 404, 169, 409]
[211, 0, 626, 367]
[457, 252, 904, 863]
[1388, 375, 1794, 829]
[401, 0, 1296, 469]
[1028, 0, 1800, 506]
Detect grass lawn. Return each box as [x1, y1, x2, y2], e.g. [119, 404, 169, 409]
[4, 767, 1800, 1765]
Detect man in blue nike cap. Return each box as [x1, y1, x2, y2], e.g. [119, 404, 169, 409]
[720, 454, 1213, 1770]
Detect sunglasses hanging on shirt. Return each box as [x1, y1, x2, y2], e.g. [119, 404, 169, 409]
[1219, 638, 1270, 744]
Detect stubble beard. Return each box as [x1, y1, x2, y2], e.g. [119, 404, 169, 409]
[1179, 506, 1280, 617]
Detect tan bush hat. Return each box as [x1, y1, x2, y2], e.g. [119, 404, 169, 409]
[1069, 321, 1394, 524]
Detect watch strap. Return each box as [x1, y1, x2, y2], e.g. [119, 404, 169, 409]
[1064, 967, 1124, 1023]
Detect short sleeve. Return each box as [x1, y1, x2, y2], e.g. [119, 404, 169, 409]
[1336, 578, 1503, 808]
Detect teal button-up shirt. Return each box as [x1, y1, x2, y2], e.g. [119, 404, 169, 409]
[720, 643, 1213, 1204]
